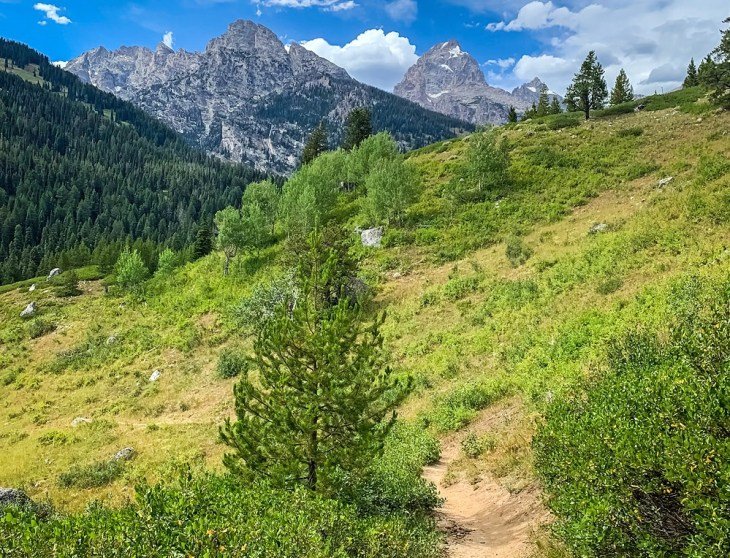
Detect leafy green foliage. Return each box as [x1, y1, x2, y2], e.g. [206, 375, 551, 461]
[192, 226, 213, 261]
[565, 51, 608, 119]
[505, 235, 533, 267]
[703, 17, 730, 108]
[535, 277, 730, 557]
[114, 249, 149, 293]
[446, 131, 510, 204]
[54, 270, 81, 297]
[365, 157, 418, 225]
[1, 472, 441, 558]
[155, 248, 178, 276]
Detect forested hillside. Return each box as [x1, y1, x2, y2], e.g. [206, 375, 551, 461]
[0, 39, 262, 284]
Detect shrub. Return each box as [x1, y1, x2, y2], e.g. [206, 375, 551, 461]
[505, 235, 533, 267]
[54, 270, 81, 297]
[58, 459, 125, 488]
[26, 318, 56, 339]
[534, 278, 730, 557]
[216, 347, 249, 379]
[616, 126, 644, 138]
[114, 249, 149, 293]
[547, 114, 581, 130]
[3, 472, 441, 558]
[155, 248, 178, 276]
[426, 379, 510, 432]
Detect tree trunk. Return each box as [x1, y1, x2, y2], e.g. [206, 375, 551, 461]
[223, 254, 230, 276]
[308, 417, 318, 491]
[583, 91, 590, 120]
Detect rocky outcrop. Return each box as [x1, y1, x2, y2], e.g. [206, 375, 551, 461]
[0, 488, 33, 509]
[20, 301, 36, 318]
[511, 77, 562, 107]
[394, 40, 560, 125]
[66, 20, 468, 175]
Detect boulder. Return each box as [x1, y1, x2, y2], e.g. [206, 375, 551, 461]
[361, 227, 384, 248]
[71, 417, 93, 427]
[589, 223, 609, 235]
[657, 176, 673, 188]
[47, 268, 61, 281]
[0, 488, 33, 509]
[149, 370, 161, 382]
[20, 302, 36, 319]
[106, 335, 118, 346]
[28, 284, 36, 292]
[112, 447, 136, 461]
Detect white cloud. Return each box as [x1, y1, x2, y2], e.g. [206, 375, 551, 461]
[485, 1, 728, 94]
[385, 0, 418, 24]
[258, 0, 356, 10]
[301, 29, 419, 91]
[33, 3, 71, 25]
[163, 31, 174, 49]
[485, 57, 515, 69]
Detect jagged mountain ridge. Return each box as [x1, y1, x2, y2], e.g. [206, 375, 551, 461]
[393, 40, 561, 125]
[66, 21, 471, 174]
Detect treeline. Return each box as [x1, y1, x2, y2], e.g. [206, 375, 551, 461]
[0, 40, 263, 284]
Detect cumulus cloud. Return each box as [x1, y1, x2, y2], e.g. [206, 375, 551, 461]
[385, 0, 418, 24]
[33, 3, 71, 25]
[301, 29, 418, 91]
[163, 31, 174, 49]
[485, 1, 728, 94]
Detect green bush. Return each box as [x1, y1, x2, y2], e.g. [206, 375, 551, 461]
[58, 459, 125, 488]
[26, 318, 56, 339]
[616, 126, 644, 138]
[2, 472, 441, 558]
[535, 277, 730, 557]
[54, 270, 81, 297]
[217, 347, 249, 379]
[546, 114, 581, 130]
[505, 235, 533, 267]
[426, 378, 510, 432]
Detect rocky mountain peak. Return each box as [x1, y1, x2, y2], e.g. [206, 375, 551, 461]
[155, 42, 173, 56]
[288, 42, 350, 80]
[207, 19, 283, 55]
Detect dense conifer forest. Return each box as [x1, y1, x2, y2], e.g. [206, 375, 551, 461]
[0, 39, 263, 284]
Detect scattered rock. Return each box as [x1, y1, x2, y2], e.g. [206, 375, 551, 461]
[112, 447, 136, 461]
[634, 104, 646, 112]
[28, 284, 36, 292]
[696, 117, 703, 123]
[657, 176, 674, 188]
[106, 335, 118, 345]
[0, 488, 33, 509]
[149, 370, 161, 382]
[71, 417, 93, 427]
[20, 301, 36, 319]
[46, 268, 61, 281]
[361, 227, 384, 248]
[589, 223, 609, 235]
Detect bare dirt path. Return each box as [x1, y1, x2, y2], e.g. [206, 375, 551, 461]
[424, 439, 549, 558]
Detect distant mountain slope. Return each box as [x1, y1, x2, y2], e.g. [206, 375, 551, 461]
[66, 20, 472, 174]
[394, 40, 561, 125]
[0, 38, 262, 284]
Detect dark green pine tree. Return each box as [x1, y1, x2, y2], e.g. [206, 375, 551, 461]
[683, 58, 699, 87]
[300, 121, 328, 166]
[565, 51, 608, 120]
[54, 270, 82, 297]
[536, 85, 550, 116]
[522, 102, 538, 121]
[220, 236, 406, 493]
[507, 105, 518, 122]
[342, 107, 373, 150]
[192, 225, 213, 260]
[697, 54, 717, 86]
[610, 68, 635, 105]
[550, 96, 563, 114]
[703, 17, 730, 108]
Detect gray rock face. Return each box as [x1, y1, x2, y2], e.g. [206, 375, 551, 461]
[0, 488, 33, 509]
[511, 77, 563, 108]
[113, 447, 136, 461]
[47, 268, 61, 280]
[20, 301, 36, 318]
[149, 370, 161, 382]
[394, 40, 560, 125]
[361, 227, 384, 248]
[66, 20, 464, 175]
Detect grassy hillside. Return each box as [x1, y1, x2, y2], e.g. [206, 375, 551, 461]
[1, 88, 728, 553]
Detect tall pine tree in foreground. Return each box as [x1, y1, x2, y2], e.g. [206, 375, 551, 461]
[300, 121, 328, 166]
[342, 107, 373, 150]
[683, 58, 699, 87]
[565, 51, 608, 120]
[220, 235, 406, 493]
[550, 96, 563, 114]
[610, 68, 635, 105]
[536, 85, 550, 116]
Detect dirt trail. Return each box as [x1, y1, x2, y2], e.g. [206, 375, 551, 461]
[424, 441, 549, 558]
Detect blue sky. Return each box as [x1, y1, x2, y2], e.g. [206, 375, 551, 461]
[1, 1, 727, 94]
